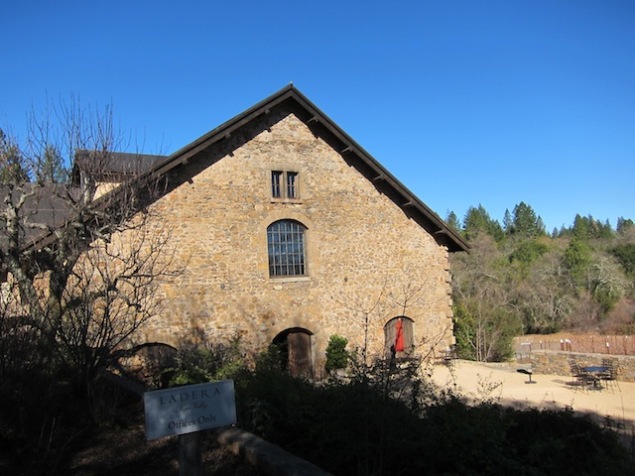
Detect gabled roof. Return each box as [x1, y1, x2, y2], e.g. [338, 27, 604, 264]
[0, 183, 79, 249]
[71, 150, 167, 185]
[138, 85, 469, 252]
[12, 85, 468, 253]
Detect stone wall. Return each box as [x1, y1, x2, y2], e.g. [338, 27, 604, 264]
[134, 106, 455, 378]
[519, 350, 635, 382]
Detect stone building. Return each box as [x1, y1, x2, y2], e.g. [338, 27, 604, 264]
[75, 85, 468, 379]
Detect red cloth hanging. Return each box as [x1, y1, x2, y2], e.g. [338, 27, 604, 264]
[394, 318, 405, 352]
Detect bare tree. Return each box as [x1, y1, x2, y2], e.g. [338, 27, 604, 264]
[0, 101, 177, 391]
[55, 215, 177, 389]
[333, 269, 452, 378]
[451, 233, 522, 361]
[0, 276, 47, 383]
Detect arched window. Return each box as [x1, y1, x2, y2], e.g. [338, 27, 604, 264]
[267, 220, 307, 277]
[384, 316, 414, 358]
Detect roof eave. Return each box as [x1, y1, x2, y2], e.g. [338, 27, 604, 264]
[139, 84, 469, 252]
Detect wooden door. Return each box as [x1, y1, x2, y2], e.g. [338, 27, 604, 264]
[287, 331, 312, 379]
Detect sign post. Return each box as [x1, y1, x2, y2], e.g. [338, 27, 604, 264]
[143, 380, 237, 476]
[179, 432, 202, 476]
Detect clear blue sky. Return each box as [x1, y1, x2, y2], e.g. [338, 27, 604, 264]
[2, 0, 634, 231]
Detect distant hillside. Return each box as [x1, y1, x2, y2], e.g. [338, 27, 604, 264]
[447, 202, 635, 361]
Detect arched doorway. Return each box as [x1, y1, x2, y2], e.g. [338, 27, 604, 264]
[272, 327, 313, 379]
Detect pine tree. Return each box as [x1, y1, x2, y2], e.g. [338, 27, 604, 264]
[511, 202, 545, 238]
[446, 211, 461, 232]
[503, 209, 512, 234]
[0, 129, 29, 184]
[617, 217, 634, 234]
[463, 205, 503, 241]
[35, 144, 67, 184]
[563, 239, 592, 285]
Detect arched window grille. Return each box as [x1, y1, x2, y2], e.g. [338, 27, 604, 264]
[267, 220, 307, 277]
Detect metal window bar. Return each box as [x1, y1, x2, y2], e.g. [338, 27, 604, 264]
[286, 172, 298, 198]
[267, 221, 306, 276]
[271, 171, 283, 198]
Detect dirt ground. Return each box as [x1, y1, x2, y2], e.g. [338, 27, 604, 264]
[66, 424, 265, 476]
[4, 421, 265, 476]
[431, 359, 635, 434]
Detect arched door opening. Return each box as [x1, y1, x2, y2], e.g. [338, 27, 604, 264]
[272, 327, 314, 379]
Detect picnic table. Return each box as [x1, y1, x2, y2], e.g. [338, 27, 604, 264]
[582, 365, 609, 389]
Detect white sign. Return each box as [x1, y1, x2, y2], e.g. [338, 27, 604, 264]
[143, 380, 237, 441]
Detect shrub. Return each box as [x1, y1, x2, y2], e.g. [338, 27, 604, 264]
[236, 356, 634, 475]
[324, 334, 349, 372]
[145, 339, 635, 475]
[154, 337, 248, 388]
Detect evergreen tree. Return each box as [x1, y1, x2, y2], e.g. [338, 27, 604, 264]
[572, 214, 614, 240]
[0, 129, 29, 184]
[616, 217, 634, 234]
[503, 209, 512, 234]
[563, 239, 592, 285]
[572, 214, 590, 240]
[537, 216, 546, 235]
[446, 211, 461, 232]
[556, 225, 570, 238]
[510, 202, 545, 238]
[463, 205, 504, 241]
[35, 144, 67, 184]
[611, 244, 635, 276]
[509, 240, 548, 266]
[600, 219, 614, 239]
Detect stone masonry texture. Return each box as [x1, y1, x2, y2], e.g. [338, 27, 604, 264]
[130, 106, 455, 379]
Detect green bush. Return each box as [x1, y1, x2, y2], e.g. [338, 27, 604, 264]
[156, 338, 248, 388]
[612, 243, 635, 276]
[325, 334, 349, 372]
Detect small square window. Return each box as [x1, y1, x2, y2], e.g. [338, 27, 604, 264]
[271, 170, 299, 200]
[286, 172, 298, 198]
[271, 171, 283, 198]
